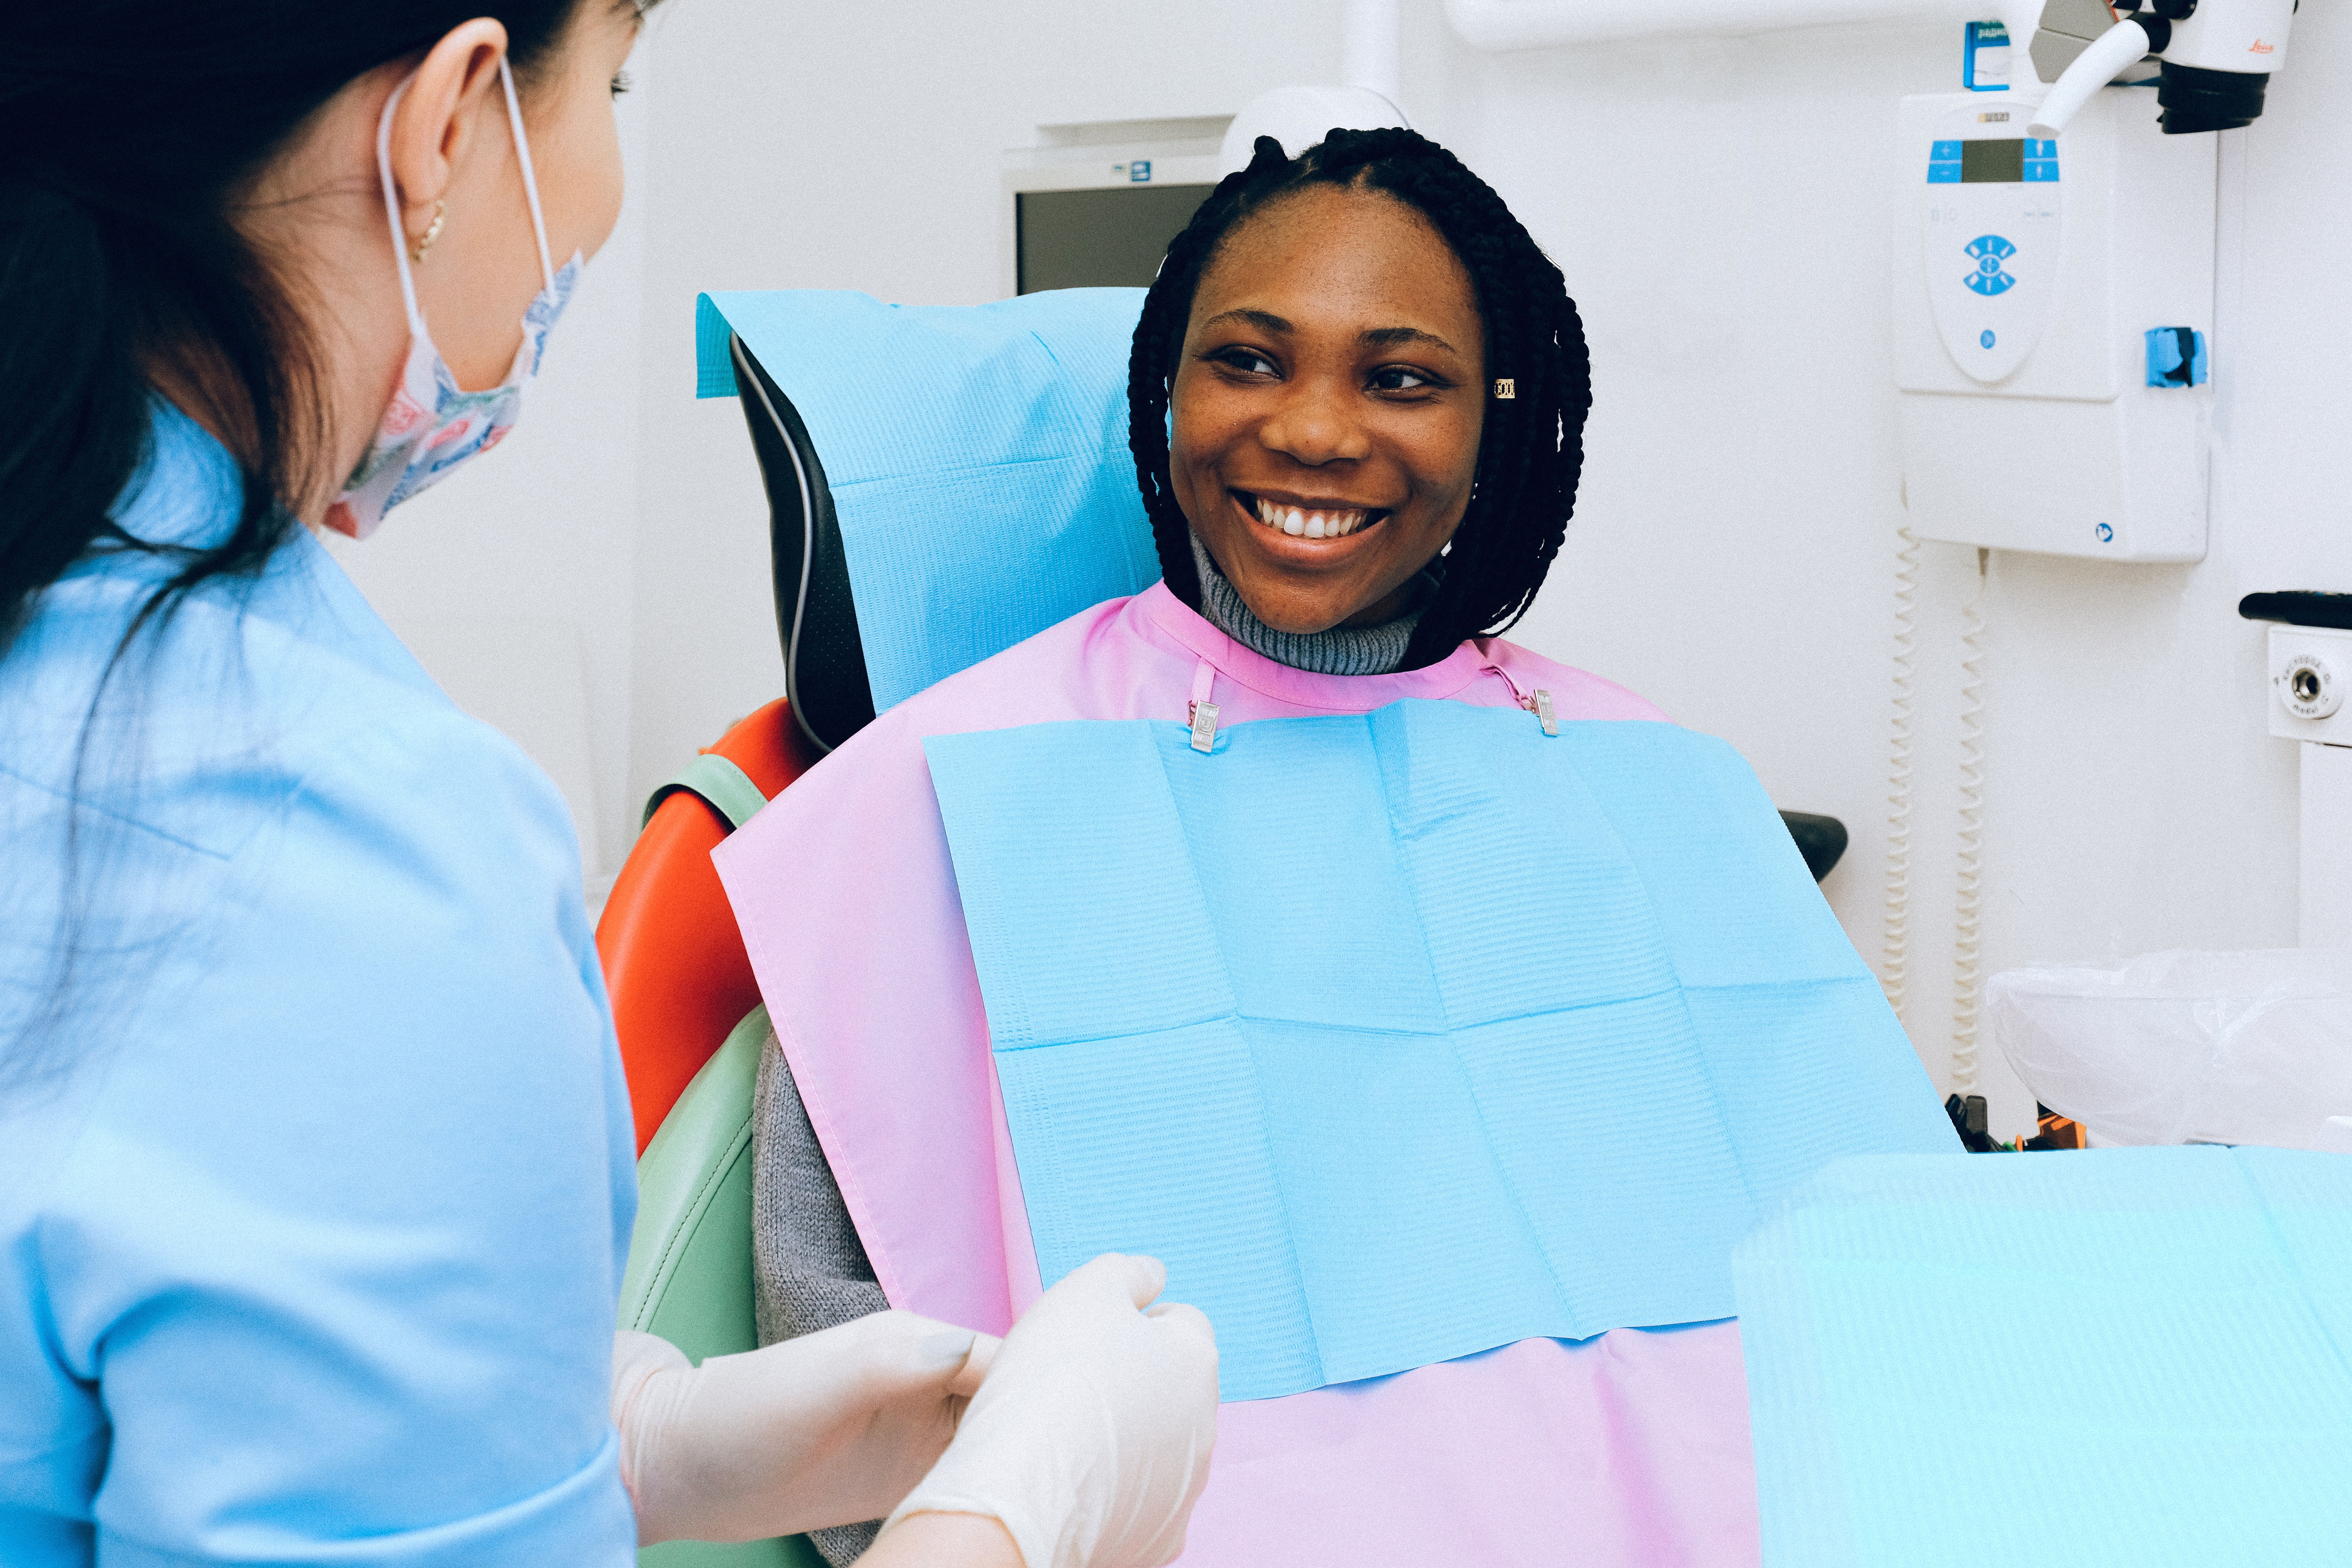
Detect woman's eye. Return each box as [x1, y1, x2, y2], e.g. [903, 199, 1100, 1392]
[1214, 348, 1279, 377]
[1369, 366, 1433, 392]
[611, 71, 633, 97]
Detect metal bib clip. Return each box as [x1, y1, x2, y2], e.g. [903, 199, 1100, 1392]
[1190, 700, 1222, 753]
[1189, 659, 1221, 753]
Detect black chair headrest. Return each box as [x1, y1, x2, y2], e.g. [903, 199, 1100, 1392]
[730, 334, 876, 755]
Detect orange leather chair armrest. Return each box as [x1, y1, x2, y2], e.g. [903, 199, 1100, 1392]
[598, 698, 815, 1153]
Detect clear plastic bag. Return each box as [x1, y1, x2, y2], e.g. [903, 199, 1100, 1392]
[1989, 949, 2352, 1151]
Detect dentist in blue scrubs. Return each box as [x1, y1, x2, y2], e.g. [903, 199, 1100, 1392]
[0, 5, 1214, 1564]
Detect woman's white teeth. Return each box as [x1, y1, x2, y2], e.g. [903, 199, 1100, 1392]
[1253, 496, 1370, 539]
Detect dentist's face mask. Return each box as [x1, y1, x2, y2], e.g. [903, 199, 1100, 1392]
[326, 60, 583, 541]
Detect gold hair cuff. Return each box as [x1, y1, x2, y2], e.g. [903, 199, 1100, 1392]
[1493, 378, 1516, 399]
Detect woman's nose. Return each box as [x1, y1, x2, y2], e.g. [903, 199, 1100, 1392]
[1258, 376, 1371, 468]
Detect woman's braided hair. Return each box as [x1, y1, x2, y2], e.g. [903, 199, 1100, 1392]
[1127, 127, 1592, 670]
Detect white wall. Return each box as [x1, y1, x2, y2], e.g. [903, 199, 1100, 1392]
[335, 0, 2344, 1141]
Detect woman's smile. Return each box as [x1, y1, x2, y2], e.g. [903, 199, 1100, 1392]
[1235, 488, 1388, 542]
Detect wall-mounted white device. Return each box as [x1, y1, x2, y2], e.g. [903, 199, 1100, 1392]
[1895, 84, 2216, 561]
[2246, 596, 2352, 948]
[1003, 93, 1414, 299]
[1000, 117, 1231, 298]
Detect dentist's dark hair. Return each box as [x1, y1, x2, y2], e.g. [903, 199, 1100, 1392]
[1127, 128, 1592, 670]
[0, 1, 605, 1079]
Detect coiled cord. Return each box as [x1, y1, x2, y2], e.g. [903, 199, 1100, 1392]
[1880, 527, 1920, 1018]
[1950, 551, 1990, 1093]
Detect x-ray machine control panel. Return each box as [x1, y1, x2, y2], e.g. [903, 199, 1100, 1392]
[1921, 115, 2060, 385]
[1895, 89, 2215, 563]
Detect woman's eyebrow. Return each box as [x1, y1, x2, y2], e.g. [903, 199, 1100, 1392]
[1363, 325, 1459, 354]
[1199, 311, 1458, 356]
[1201, 308, 1293, 334]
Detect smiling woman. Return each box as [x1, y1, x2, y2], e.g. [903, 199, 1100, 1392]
[721, 127, 1796, 1568]
[1132, 128, 1590, 672]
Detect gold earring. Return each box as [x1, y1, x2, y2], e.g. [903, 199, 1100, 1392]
[409, 201, 447, 264]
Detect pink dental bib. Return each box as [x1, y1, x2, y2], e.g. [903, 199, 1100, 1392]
[715, 585, 1762, 1565]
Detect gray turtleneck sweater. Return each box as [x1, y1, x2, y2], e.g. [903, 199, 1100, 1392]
[1189, 532, 1429, 677]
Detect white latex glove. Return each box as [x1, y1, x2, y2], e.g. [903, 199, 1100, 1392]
[879, 1253, 1219, 1568]
[612, 1311, 999, 1544]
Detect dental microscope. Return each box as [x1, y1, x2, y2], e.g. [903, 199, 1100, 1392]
[2025, 0, 2296, 140]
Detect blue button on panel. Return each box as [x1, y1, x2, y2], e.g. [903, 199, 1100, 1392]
[1932, 141, 1964, 160]
[1981, 329, 1996, 349]
[2025, 160, 2059, 182]
[1963, 234, 2016, 296]
[1929, 163, 1962, 183]
[2027, 138, 2058, 158]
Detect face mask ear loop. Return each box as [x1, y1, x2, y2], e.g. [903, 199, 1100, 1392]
[375, 74, 431, 339]
[497, 57, 558, 292]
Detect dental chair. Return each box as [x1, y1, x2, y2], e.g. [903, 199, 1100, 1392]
[598, 287, 1851, 1565]
[600, 288, 1159, 1566]
[604, 699, 815, 1568]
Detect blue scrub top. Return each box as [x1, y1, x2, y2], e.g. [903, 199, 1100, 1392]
[0, 404, 639, 1564]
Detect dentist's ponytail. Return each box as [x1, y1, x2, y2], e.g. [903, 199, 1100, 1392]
[0, 176, 147, 639]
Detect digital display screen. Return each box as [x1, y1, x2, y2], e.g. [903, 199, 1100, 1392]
[1016, 185, 1214, 293]
[1961, 138, 2024, 184]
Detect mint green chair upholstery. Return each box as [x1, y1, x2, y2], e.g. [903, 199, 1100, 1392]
[620, 1005, 826, 1568]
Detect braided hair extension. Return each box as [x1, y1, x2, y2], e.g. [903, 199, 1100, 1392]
[1127, 128, 1591, 670]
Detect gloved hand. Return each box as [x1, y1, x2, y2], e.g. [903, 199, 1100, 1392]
[878, 1253, 1219, 1568]
[612, 1310, 999, 1544]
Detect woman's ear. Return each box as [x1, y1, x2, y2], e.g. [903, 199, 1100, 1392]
[383, 19, 511, 245]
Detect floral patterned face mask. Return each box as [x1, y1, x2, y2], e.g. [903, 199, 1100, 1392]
[325, 58, 582, 541]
